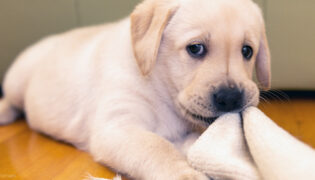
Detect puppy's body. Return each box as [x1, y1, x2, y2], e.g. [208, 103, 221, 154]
[1, 19, 196, 179]
[0, 0, 271, 179]
[4, 19, 187, 147]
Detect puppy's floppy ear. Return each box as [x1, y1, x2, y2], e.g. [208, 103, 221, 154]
[131, 0, 178, 75]
[256, 27, 271, 90]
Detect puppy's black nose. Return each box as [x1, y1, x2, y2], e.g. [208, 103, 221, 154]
[213, 87, 244, 112]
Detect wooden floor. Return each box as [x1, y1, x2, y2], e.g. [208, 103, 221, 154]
[1, 98, 315, 179]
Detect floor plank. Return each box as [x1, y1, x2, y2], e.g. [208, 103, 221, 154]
[259, 98, 315, 148]
[0, 98, 314, 179]
[0, 121, 116, 180]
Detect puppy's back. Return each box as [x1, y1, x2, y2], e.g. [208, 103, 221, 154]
[3, 19, 129, 109]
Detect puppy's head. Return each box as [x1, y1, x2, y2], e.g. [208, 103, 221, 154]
[131, 0, 271, 126]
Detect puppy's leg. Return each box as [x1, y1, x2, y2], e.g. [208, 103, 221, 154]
[0, 98, 19, 125]
[174, 132, 201, 156]
[89, 123, 208, 180]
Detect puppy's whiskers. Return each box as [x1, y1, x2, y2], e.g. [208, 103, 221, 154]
[260, 90, 290, 103]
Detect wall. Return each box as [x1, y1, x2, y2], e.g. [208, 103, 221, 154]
[265, 0, 315, 89]
[0, 0, 314, 89]
[0, 0, 140, 81]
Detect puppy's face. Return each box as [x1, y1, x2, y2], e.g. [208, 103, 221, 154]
[131, 0, 271, 126]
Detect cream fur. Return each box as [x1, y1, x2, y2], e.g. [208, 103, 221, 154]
[0, 0, 270, 179]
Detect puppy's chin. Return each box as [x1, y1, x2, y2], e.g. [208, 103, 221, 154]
[175, 101, 218, 127]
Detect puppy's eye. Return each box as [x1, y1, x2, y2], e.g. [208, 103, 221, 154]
[186, 44, 207, 58]
[242, 45, 253, 60]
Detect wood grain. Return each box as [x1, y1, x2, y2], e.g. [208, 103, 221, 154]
[0, 121, 116, 180]
[0, 98, 314, 179]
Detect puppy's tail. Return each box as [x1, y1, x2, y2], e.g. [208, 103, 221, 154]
[0, 84, 18, 125]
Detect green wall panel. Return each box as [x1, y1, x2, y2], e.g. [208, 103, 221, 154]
[0, 0, 77, 81]
[253, 0, 264, 10]
[266, 0, 315, 89]
[76, 0, 141, 26]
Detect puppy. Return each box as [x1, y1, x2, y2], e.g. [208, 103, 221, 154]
[0, 0, 270, 179]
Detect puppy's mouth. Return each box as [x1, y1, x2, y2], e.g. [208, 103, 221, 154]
[178, 103, 218, 125]
[186, 110, 218, 125]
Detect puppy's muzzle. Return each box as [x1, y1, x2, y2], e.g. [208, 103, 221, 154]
[213, 86, 244, 112]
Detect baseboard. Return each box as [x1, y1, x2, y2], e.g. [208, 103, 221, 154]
[0, 84, 2, 98]
[261, 90, 315, 99]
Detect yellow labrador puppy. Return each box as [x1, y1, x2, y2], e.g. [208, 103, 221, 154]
[0, 0, 270, 179]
